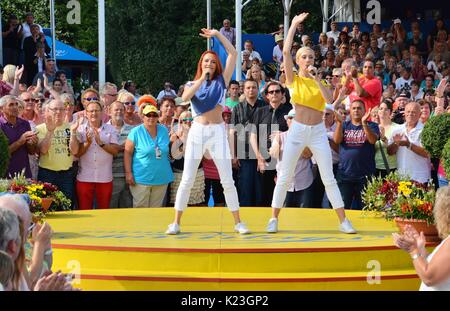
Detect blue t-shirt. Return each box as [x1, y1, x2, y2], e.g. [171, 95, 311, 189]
[127, 124, 174, 186]
[338, 121, 380, 180]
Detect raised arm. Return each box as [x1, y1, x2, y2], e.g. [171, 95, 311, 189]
[283, 13, 309, 85]
[202, 28, 237, 85]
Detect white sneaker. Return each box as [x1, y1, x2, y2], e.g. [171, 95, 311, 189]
[339, 218, 357, 234]
[266, 218, 278, 233]
[166, 223, 180, 235]
[234, 222, 251, 234]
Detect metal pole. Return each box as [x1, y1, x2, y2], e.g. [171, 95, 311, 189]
[98, 0, 106, 87]
[282, 0, 292, 40]
[323, 0, 329, 33]
[235, 0, 242, 81]
[0, 7, 3, 65]
[50, 0, 57, 65]
[207, 0, 211, 50]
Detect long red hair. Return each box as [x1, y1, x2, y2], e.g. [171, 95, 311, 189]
[194, 51, 223, 81]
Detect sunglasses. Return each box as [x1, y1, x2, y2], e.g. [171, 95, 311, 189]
[144, 113, 159, 118]
[267, 89, 282, 94]
[181, 118, 193, 122]
[34, 98, 45, 103]
[83, 97, 99, 102]
[64, 101, 74, 107]
[123, 101, 135, 106]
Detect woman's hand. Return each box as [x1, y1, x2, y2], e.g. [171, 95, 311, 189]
[361, 108, 372, 125]
[14, 65, 24, 81]
[199, 28, 219, 39]
[292, 12, 309, 26]
[32, 222, 53, 246]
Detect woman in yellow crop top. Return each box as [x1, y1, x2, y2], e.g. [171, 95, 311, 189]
[267, 12, 357, 234]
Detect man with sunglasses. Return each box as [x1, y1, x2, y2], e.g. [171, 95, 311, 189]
[249, 82, 291, 206]
[72, 88, 100, 124]
[100, 82, 118, 122]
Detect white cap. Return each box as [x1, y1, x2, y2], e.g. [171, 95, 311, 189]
[325, 104, 334, 112]
[284, 109, 296, 120]
[393, 18, 401, 24]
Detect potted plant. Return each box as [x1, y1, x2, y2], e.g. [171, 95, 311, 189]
[0, 171, 71, 221]
[362, 172, 438, 242]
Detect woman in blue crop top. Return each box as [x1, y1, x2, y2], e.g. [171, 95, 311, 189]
[268, 12, 357, 235]
[166, 28, 250, 235]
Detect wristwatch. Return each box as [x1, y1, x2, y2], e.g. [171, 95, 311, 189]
[99, 143, 106, 148]
[411, 253, 421, 260]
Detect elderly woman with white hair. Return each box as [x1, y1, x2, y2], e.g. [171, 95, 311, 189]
[393, 186, 450, 291]
[118, 91, 141, 126]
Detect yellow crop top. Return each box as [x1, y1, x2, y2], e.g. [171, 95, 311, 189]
[288, 75, 326, 112]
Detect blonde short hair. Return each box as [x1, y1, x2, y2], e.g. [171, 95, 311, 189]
[434, 186, 450, 239]
[2, 65, 16, 84]
[295, 46, 314, 60]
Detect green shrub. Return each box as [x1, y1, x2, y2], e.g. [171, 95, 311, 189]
[0, 129, 10, 178]
[442, 138, 450, 178]
[421, 114, 450, 158]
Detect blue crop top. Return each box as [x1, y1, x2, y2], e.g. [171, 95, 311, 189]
[188, 74, 226, 117]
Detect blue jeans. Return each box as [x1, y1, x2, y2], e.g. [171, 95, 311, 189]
[238, 159, 262, 207]
[38, 166, 76, 209]
[438, 175, 449, 188]
[337, 173, 368, 210]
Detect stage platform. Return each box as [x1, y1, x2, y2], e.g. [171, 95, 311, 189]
[46, 207, 437, 291]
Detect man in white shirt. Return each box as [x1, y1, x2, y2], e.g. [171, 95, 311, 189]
[241, 40, 262, 63]
[387, 102, 431, 183]
[326, 21, 340, 44]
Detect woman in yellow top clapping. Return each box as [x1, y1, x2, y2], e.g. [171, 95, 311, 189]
[267, 12, 356, 234]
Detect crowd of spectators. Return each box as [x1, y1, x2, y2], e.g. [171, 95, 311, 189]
[2, 12, 450, 290]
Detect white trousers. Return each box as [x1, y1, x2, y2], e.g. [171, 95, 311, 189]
[272, 120, 344, 209]
[174, 122, 239, 212]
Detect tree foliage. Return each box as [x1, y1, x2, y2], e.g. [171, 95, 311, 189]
[2, 0, 322, 94]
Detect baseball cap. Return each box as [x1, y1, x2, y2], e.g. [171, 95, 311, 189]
[137, 94, 157, 107]
[143, 105, 159, 115]
[332, 68, 342, 76]
[325, 104, 334, 112]
[223, 106, 232, 114]
[284, 109, 296, 120]
[175, 97, 191, 106]
[393, 18, 401, 24]
[397, 91, 411, 99]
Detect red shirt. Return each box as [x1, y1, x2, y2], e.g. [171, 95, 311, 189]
[348, 76, 382, 111]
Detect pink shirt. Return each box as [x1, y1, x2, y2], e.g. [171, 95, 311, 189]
[76, 122, 119, 183]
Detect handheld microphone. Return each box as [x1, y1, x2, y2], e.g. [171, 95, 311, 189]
[206, 72, 210, 82]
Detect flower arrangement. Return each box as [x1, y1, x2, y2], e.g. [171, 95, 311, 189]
[362, 172, 435, 224]
[0, 171, 71, 219]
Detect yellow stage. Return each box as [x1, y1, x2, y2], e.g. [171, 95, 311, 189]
[46, 207, 437, 291]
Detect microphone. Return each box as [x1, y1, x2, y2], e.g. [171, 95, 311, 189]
[205, 72, 210, 82]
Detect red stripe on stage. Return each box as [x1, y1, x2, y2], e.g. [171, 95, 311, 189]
[79, 274, 419, 283]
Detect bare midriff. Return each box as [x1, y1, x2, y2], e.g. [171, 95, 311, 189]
[193, 104, 224, 125]
[294, 104, 325, 125]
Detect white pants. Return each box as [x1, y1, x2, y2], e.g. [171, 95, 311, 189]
[174, 122, 239, 212]
[272, 120, 344, 209]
